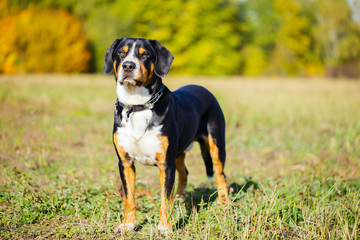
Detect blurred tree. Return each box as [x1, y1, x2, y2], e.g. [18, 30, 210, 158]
[269, 0, 311, 75]
[295, 0, 324, 76]
[242, 45, 267, 76]
[0, 17, 17, 73]
[0, 7, 92, 73]
[242, 0, 278, 76]
[62, 0, 135, 72]
[123, 0, 246, 75]
[3, 0, 360, 77]
[84, 6, 134, 72]
[244, 0, 279, 53]
[313, 0, 360, 73]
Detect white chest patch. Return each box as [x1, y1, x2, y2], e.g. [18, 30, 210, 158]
[115, 109, 162, 166]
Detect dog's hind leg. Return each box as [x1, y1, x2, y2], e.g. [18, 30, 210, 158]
[207, 134, 229, 205]
[198, 137, 214, 183]
[175, 153, 188, 196]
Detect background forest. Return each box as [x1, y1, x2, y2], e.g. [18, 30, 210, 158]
[1, 0, 360, 77]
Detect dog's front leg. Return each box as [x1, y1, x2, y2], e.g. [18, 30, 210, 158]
[158, 163, 175, 232]
[114, 134, 136, 233]
[118, 160, 136, 232]
[156, 136, 175, 232]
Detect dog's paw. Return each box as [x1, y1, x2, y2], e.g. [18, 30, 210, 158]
[114, 223, 135, 234]
[157, 225, 172, 235]
[217, 198, 230, 205]
[175, 193, 185, 199]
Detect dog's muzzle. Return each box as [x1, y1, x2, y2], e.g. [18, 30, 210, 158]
[120, 61, 137, 85]
[122, 61, 136, 73]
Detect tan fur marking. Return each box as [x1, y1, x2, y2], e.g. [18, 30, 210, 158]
[113, 132, 136, 225]
[146, 63, 154, 86]
[122, 46, 129, 53]
[139, 47, 146, 55]
[140, 62, 147, 82]
[156, 136, 169, 165]
[175, 153, 187, 196]
[208, 136, 229, 204]
[159, 168, 170, 228]
[159, 167, 174, 229]
[123, 165, 136, 224]
[134, 58, 146, 86]
[113, 60, 118, 78]
[156, 136, 173, 229]
[113, 132, 125, 157]
[142, 63, 154, 87]
[135, 59, 154, 87]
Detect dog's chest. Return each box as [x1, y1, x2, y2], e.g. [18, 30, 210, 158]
[115, 109, 162, 166]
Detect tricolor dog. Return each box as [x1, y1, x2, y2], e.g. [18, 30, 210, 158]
[104, 38, 229, 233]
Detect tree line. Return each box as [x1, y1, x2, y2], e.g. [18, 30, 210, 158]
[1, 0, 360, 77]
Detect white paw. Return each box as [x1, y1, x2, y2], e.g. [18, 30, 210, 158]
[157, 225, 171, 235]
[114, 223, 135, 234]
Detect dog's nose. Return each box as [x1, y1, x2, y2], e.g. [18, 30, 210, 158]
[122, 61, 136, 72]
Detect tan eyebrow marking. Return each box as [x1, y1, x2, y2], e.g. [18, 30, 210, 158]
[122, 46, 129, 53]
[139, 48, 146, 55]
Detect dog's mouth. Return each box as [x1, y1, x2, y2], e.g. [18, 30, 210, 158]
[121, 75, 143, 86]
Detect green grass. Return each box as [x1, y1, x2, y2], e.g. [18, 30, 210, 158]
[1, 75, 359, 239]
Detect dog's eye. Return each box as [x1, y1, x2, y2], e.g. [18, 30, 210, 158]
[119, 51, 125, 57]
[140, 52, 150, 59]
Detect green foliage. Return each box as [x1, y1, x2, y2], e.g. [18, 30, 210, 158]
[2, 0, 360, 76]
[270, 0, 311, 75]
[244, 0, 279, 52]
[313, 0, 360, 67]
[111, 0, 246, 75]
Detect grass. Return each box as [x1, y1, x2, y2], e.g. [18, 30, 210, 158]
[0, 74, 359, 239]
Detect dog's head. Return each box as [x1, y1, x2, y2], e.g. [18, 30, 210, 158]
[104, 38, 174, 87]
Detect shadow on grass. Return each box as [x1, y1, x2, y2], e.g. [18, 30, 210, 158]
[130, 178, 258, 232]
[173, 178, 258, 230]
[134, 219, 148, 232]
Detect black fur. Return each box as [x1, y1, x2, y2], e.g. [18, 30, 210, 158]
[105, 38, 228, 229]
[104, 38, 124, 75]
[149, 39, 174, 77]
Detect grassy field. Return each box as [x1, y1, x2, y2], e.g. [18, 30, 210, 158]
[0, 75, 359, 239]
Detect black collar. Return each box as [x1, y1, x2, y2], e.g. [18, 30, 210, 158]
[117, 85, 166, 120]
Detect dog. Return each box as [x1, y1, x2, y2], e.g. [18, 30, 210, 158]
[104, 38, 229, 233]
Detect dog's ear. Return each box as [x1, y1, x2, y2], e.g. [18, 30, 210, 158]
[104, 38, 125, 75]
[149, 40, 174, 78]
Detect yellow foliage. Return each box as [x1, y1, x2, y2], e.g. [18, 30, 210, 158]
[305, 63, 325, 76]
[243, 45, 267, 76]
[0, 7, 91, 73]
[0, 16, 17, 73]
[129, 0, 244, 75]
[274, 0, 310, 57]
[270, 0, 311, 75]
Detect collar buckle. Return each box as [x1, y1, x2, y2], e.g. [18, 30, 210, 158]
[145, 102, 154, 109]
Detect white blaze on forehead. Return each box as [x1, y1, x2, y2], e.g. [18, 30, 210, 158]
[117, 42, 143, 85]
[122, 43, 140, 70]
[116, 42, 152, 106]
